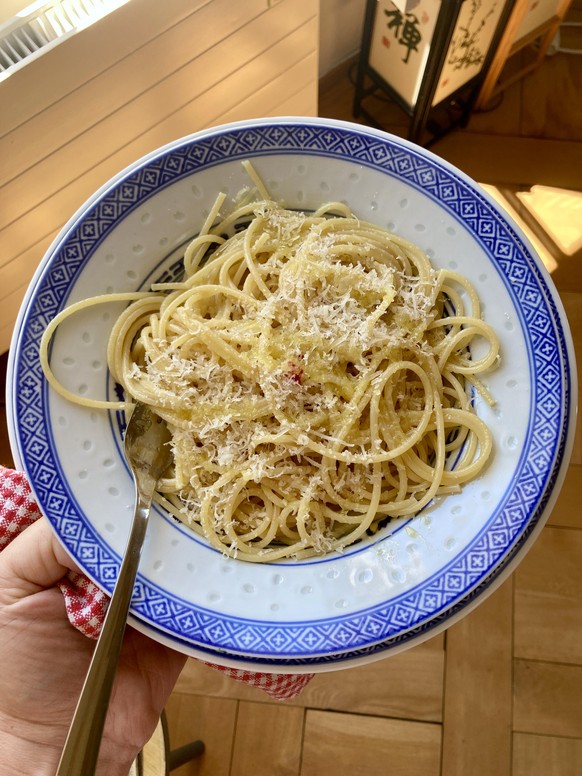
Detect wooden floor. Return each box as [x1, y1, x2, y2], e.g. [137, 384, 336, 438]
[161, 25, 582, 776]
[2, 16, 582, 776]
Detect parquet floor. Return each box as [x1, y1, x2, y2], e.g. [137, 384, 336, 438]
[1, 15, 582, 776]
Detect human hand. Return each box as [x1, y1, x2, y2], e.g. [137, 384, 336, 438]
[0, 517, 187, 776]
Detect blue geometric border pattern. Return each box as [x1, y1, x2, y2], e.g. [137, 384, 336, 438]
[13, 121, 571, 659]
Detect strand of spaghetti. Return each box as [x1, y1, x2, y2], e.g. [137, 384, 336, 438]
[431, 317, 499, 373]
[371, 361, 435, 455]
[393, 395, 447, 516]
[40, 292, 152, 410]
[183, 192, 227, 275]
[107, 296, 166, 385]
[242, 215, 274, 299]
[441, 269, 482, 317]
[403, 409, 491, 486]
[241, 159, 271, 201]
[219, 241, 249, 290]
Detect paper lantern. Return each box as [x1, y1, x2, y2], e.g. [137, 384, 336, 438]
[354, 0, 517, 144]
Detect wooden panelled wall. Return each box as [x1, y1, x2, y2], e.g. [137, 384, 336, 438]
[0, 0, 319, 353]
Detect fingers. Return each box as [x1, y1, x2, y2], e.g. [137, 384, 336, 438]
[0, 517, 80, 601]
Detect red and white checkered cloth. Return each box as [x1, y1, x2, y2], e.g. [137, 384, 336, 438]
[0, 466, 312, 701]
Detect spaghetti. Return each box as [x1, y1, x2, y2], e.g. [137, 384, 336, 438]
[41, 191, 500, 562]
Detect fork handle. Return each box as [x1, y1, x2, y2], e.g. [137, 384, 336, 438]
[56, 485, 153, 776]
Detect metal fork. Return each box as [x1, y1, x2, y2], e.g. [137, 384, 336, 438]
[57, 402, 172, 776]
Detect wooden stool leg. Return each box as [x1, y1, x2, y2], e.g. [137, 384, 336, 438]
[161, 710, 205, 772]
[168, 740, 205, 771]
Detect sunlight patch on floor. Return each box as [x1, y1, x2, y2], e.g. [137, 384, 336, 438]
[479, 183, 559, 275]
[516, 186, 582, 257]
[481, 184, 582, 279]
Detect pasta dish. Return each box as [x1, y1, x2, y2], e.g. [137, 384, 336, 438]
[41, 173, 500, 562]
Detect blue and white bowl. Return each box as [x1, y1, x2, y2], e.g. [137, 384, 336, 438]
[7, 118, 576, 672]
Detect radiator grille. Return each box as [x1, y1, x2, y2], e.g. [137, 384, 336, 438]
[0, 0, 129, 78]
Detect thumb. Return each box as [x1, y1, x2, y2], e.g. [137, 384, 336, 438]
[0, 517, 80, 601]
